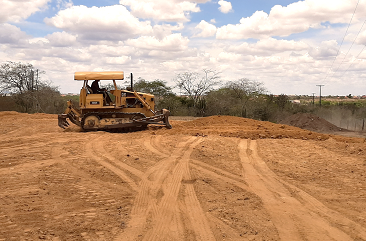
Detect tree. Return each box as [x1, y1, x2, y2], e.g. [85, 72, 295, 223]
[175, 69, 220, 102]
[132, 78, 184, 113]
[175, 69, 220, 116]
[134, 78, 173, 97]
[0, 61, 44, 95]
[275, 94, 290, 111]
[225, 78, 267, 117]
[0, 61, 63, 113]
[226, 78, 267, 99]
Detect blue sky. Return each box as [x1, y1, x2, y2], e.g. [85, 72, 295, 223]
[1, 0, 366, 95]
[191, 0, 299, 25]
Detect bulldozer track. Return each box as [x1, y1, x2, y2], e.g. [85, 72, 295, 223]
[80, 112, 147, 131]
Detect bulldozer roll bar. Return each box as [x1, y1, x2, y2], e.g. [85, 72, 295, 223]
[74, 71, 124, 80]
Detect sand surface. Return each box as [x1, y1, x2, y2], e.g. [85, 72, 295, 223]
[0, 111, 365, 240]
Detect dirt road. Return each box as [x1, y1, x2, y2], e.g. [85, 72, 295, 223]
[0, 112, 365, 240]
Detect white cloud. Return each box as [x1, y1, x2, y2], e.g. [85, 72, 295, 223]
[45, 5, 153, 41]
[228, 38, 308, 56]
[28, 37, 49, 45]
[217, 52, 244, 62]
[217, 0, 365, 39]
[46, 31, 77, 47]
[88, 44, 135, 57]
[216, 10, 307, 39]
[218, 0, 232, 14]
[308, 40, 338, 59]
[0, 0, 50, 23]
[152, 23, 184, 39]
[125, 33, 189, 51]
[195, 20, 217, 37]
[48, 48, 93, 62]
[119, 0, 209, 22]
[255, 38, 308, 52]
[0, 23, 29, 44]
[105, 56, 131, 65]
[355, 29, 366, 45]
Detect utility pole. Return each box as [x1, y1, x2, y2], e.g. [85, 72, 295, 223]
[36, 69, 39, 91]
[316, 85, 324, 106]
[312, 93, 315, 106]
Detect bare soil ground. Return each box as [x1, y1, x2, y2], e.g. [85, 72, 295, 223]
[0, 111, 365, 241]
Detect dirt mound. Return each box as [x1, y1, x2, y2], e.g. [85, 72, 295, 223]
[280, 113, 345, 132]
[0, 112, 361, 143]
[153, 115, 363, 143]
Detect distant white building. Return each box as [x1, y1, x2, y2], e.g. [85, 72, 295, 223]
[290, 100, 301, 104]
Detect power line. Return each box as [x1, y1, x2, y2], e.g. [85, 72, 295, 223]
[341, 44, 366, 76]
[323, 0, 360, 81]
[331, 19, 366, 77]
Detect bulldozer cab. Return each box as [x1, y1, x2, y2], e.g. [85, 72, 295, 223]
[76, 71, 123, 108]
[75, 71, 155, 113]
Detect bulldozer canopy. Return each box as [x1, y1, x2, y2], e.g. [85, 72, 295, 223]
[74, 71, 124, 80]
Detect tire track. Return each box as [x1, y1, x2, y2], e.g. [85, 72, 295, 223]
[190, 159, 248, 188]
[117, 137, 197, 241]
[190, 163, 248, 192]
[94, 140, 144, 178]
[251, 141, 366, 240]
[239, 139, 365, 241]
[85, 135, 139, 192]
[182, 161, 216, 241]
[143, 135, 169, 158]
[47, 145, 130, 241]
[116, 136, 217, 241]
[0, 209, 25, 240]
[144, 137, 219, 240]
[145, 138, 203, 241]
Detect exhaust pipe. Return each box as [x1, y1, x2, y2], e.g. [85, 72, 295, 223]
[130, 73, 133, 91]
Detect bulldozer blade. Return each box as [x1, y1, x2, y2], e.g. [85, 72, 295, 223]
[58, 114, 70, 129]
[162, 109, 172, 129]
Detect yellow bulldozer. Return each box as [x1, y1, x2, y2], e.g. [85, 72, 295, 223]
[58, 71, 171, 131]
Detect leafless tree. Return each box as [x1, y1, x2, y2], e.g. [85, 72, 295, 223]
[175, 69, 221, 102]
[0, 61, 45, 95]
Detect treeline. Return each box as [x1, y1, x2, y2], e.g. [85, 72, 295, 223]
[134, 70, 366, 124]
[1, 62, 365, 125]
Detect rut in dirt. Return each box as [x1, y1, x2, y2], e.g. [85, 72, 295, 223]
[238, 139, 366, 241]
[114, 136, 215, 241]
